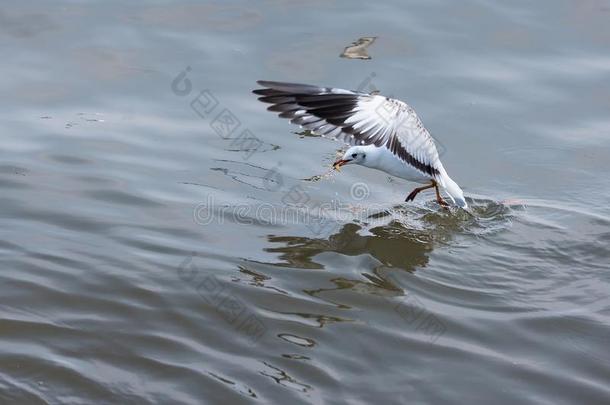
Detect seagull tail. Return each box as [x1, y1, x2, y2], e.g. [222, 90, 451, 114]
[437, 169, 467, 209]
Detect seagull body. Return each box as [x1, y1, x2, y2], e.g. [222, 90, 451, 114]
[253, 80, 467, 208]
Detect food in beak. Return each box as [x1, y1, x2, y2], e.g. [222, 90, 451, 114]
[332, 159, 351, 171]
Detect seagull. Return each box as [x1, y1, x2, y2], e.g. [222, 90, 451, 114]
[253, 80, 467, 208]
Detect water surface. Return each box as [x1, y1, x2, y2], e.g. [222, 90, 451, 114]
[1, 1, 610, 403]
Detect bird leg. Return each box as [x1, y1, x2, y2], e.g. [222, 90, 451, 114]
[434, 183, 449, 208]
[405, 182, 435, 202]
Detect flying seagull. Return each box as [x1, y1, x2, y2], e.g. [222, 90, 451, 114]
[253, 80, 467, 208]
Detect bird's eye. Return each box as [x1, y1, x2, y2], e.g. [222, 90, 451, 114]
[352, 153, 357, 158]
[362, 154, 366, 159]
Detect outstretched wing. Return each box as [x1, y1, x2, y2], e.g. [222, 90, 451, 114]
[253, 80, 441, 177]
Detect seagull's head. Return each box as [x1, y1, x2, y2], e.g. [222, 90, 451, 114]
[333, 146, 369, 171]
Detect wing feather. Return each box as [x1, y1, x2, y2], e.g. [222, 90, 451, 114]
[254, 80, 442, 176]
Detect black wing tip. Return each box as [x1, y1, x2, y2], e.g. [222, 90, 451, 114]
[254, 80, 329, 96]
[253, 80, 295, 96]
[257, 80, 311, 87]
[253, 80, 276, 95]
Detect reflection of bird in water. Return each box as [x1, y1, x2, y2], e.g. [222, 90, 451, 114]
[253, 81, 468, 208]
[263, 222, 435, 301]
[265, 223, 433, 272]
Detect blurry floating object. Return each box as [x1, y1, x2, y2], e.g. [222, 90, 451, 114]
[340, 36, 377, 60]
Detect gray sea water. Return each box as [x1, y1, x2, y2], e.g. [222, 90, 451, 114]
[1, 1, 610, 404]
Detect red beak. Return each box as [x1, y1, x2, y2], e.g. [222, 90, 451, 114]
[332, 159, 352, 171]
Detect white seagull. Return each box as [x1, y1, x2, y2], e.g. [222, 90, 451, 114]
[253, 80, 467, 209]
